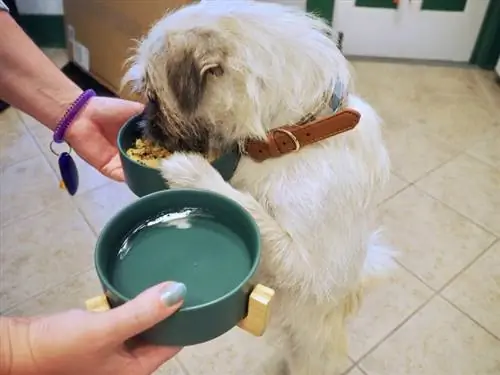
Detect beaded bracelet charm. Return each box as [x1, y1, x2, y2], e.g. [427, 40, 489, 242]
[50, 89, 96, 195]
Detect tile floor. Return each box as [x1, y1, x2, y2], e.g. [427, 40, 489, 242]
[1, 49, 499, 375]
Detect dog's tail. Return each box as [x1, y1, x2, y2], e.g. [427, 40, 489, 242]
[361, 229, 397, 289]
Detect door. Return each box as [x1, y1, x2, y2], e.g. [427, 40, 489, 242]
[333, 0, 490, 62]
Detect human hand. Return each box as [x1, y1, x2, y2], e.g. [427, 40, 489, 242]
[65, 96, 144, 181]
[4, 282, 186, 375]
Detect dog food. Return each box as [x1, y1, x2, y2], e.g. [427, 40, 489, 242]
[126, 138, 171, 168]
[127, 138, 222, 168]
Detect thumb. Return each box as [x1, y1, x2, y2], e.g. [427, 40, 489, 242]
[98, 281, 186, 343]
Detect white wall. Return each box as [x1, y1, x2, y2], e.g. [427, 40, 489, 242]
[17, 0, 63, 15]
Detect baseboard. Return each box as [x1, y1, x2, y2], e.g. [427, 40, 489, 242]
[18, 15, 65, 48]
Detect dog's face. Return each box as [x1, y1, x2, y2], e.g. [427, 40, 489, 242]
[126, 27, 231, 154]
[123, 1, 349, 154]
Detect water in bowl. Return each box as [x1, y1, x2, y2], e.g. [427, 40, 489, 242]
[111, 208, 253, 307]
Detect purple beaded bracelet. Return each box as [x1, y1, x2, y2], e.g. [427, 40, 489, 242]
[50, 89, 96, 196]
[53, 89, 96, 143]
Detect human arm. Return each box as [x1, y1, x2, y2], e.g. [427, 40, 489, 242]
[0, 282, 185, 375]
[0, 10, 82, 130]
[0, 10, 143, 181]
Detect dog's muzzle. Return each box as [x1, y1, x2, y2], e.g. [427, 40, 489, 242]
[139, 98, 210, 154]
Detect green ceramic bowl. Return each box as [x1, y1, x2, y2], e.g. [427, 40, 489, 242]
[117, 114, 241, 197]
[87, 189, 274, 346]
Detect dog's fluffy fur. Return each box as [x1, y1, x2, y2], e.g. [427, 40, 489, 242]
[124, 1, 394, 373]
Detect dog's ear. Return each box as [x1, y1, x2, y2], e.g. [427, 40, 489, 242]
[167, 50, 224, 114]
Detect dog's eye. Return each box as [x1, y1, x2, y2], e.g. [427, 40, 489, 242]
[208, 66, 224, 77]
[201, 64, 224, 78]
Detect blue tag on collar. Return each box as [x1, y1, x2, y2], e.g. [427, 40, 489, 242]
[330, 80, 344, 113]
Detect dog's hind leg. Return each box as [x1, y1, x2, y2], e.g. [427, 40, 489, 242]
[283, 297, 358, 375]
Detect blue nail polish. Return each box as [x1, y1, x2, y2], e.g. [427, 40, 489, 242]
[160, 282, 187, 306]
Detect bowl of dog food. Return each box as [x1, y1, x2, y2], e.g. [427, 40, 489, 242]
[85, 188, 274, 346]
[117, 114, 241, 197]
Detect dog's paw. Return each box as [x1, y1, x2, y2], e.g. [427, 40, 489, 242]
[161, 152, 224, 190]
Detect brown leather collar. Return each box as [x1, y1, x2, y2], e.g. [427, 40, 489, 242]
[243, 109, 361, 162]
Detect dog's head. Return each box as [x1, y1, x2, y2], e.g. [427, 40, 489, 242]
[123, 0, 350, 154]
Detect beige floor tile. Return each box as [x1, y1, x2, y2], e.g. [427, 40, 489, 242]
[417, 154, 500, 236]
[20, 111, 110, 194]
[375, 173, 408, 205]
[415, 94, 497, 150]
[0, 108, 40, 168]
[380, 186, 496, 290]
[19, 111, 53, 143]
[410, 65, 484, 98]
[384, 124, 460, 182]
[0, 204, 96, 311]
[74, 181, 137, 233]
[467, 128, 500, 171]
[154, 359, 187, 375]
[352, 62, 483, 99]
[350, 63, 488, 133]
[442, 241, 500, 338]
[473, 70, 500, 114]
[359, 297, 500, 375]
[178, 327, 275, 375]
[351, 61, 416, 98]
[348, 265, 432, 361]
[0, 155, 71, 226]
[5, 269, 100, 316]
[350, 62, 418, 130]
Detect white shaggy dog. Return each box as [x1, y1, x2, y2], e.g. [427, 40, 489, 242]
[124, 1, 394, 374]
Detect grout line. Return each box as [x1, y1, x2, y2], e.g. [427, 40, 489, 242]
[341, 362, 356, 375]
[376, 180, 411, 206]
[0, 153, 39, 173]
[360, 240, 500, 361]
[72, 195, 100, 237]
[1, 266, 95, 315]
[16, 108, 114, 237]
[435, 238, 500, 341]
[463, 150, 500, 175]
[436, 238, 499, 291]
[356, 365, 369, 375]
[355, 292, 437, 365]
[0, 193, 68, 229]
[471, 70, 500, 115]
[407, 148, 464, 182]
[413, 183, 499, 238]
[392, 259, 436, 292]
[440, 294, 500, 342]
[386, 182, 499, 293]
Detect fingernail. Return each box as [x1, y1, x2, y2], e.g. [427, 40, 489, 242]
[160, 282, 187, 307]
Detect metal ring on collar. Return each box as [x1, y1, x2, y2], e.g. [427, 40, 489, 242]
[273, 128, 301, 153]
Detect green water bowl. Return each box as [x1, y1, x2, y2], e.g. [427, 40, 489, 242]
[117, 114, 241, 197]
[86, 189, 274, 346]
